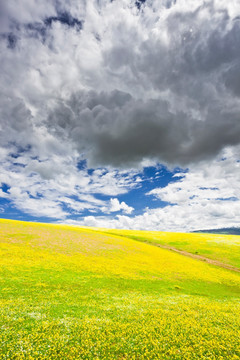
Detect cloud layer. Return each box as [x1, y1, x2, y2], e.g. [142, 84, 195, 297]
[77, 147, 240, 231]
[1, 0, 240, 168]
[1, 0, 240, 229]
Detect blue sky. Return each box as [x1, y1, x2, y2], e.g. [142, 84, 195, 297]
[0, 0, 240, 231]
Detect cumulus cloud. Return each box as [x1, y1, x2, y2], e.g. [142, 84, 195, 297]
[72, 147, 240, 231]
[42, 0, 240, 167]
[108, 198, 134, 214]
[0, 147, 139, 219]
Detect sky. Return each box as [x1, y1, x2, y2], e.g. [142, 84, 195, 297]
[0, 0, 240, 232]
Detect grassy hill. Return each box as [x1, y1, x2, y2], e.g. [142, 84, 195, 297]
[0, 219, 240, 359]
[98, 228, 240, 270]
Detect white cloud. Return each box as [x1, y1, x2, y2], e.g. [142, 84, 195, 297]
[0, 147, 138, 219]
[108, 198, 134, 214]
[69, 147, 240, 231]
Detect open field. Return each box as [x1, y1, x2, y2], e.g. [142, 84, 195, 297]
[99, 229, 240, 270]
[0, 219, 240, 359]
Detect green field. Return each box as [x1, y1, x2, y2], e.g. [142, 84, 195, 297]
[0, 219, 240, 359]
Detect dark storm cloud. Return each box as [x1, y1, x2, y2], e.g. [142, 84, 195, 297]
[0, 95, 33, 147]
[223, 63, 240, 97]
[46, 89, 240, 167]
[1, 0, 240, 170]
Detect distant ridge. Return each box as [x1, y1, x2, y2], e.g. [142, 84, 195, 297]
[193, 228, 240, 235]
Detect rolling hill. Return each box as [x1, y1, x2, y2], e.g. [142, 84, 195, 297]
[0, 219, 240, 359]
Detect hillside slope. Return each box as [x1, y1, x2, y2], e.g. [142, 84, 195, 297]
[0, 219, 240, 359]
[99, 228, 240, 270]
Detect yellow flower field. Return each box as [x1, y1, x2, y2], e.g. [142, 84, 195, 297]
[0, 219, 240, 359]
[99, 228, 240, 269]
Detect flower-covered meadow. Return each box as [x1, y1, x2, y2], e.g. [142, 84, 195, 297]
[0, 219, 240, 359]
[99, 228, 240, 269]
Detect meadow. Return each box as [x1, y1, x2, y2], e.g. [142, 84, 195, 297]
[99, 229, 240, 270]
[0, 219, 240, 359]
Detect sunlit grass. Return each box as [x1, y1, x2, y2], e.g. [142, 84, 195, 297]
[0, 219, 240, 359]
[101, 228, 240, 269]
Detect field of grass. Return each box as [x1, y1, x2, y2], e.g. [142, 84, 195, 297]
[100, 229, 240, 270]
[0, 219, 240, 359]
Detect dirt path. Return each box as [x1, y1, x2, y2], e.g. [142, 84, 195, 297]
[143, 241, 240, 273]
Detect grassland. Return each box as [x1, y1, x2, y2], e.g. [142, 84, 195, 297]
[99, 229, 240, 270]
[0, 219, 240, 359]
